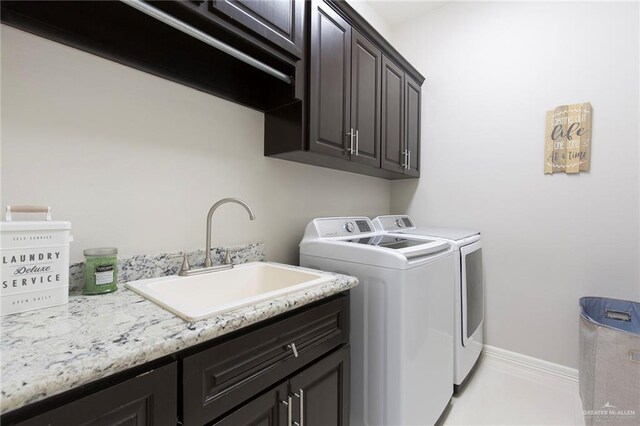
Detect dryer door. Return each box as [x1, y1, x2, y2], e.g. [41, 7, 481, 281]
[460, 240, 484, 347]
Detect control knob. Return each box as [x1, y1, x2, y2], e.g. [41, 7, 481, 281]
[395, 219, 405, 228]
[344, 222, 355, 233]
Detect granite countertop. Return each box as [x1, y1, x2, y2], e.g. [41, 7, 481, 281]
[0, 260, 358, 415]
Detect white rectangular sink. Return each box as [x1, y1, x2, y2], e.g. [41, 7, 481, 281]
[125, 262, 333, 321]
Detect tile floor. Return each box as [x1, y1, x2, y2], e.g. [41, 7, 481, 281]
[440, 355, 585, 425]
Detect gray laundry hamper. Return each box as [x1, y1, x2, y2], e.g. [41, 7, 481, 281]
[579, 297, 640, 426]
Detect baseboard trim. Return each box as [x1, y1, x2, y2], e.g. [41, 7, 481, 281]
[482, 345, 579, 382]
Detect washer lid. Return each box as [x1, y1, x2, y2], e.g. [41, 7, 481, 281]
[400, 227, 479, 241]
[344, 235, 436, 249]
[342, 234, 450, 259]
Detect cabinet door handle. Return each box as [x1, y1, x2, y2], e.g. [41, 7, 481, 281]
[281, 395, 293, 426]
[346, 128, 355, 154]
[286, 343, 299, 358]
[401, 150, 407, 169]
[355, 130, 359, 156]
[407, 150, 411, 171]
[294, 389, 304, 426]
[299, 389, 305, 426]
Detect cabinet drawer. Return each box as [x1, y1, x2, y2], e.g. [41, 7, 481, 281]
[182, 294, 349, 425]
[13, 362, 177, 426]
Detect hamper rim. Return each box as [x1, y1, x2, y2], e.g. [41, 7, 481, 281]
[579, 296, 640, 337]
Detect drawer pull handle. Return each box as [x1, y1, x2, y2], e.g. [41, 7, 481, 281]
[295, 389, 304, 426]
[287, 343, 299, 358]
[281, 395, 293, 426]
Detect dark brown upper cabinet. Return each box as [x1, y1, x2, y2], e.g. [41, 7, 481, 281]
[381, 56, 421, 177]
[404, 74, 421, 177]
[308, 0, 352, 159]
[209, 0, 305, 59]
[308, 3, 381, 168]
[381, 55, 405, 173]
[382, 56, 421, 177]
[265, 0, 424, 180]
[0, 0, 423, 179]
[350, 29, 382, 168]
[0, 0, 302, 111]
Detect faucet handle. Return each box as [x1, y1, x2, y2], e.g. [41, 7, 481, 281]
[170, 253, 191, 275]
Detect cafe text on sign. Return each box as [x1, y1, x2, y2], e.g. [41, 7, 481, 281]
[544, 102, 592, 174]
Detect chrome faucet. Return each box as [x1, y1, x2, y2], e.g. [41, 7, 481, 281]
[204, 198, 256, 268]
[171, 198, 256, 276]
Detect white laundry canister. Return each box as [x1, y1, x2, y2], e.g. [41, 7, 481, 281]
[1, 206, 72, 315]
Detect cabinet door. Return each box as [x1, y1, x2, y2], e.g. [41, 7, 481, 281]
[404, 74, 421, 177]
[309, 0, 352, 158]
[350, 30, 381, 168]
[15, 363, 177, 426]
[212, 382, 289, 426]
[289, 346, 350, 426]
[210, 0, 304, 58]
[381, 56, 405, 172]
[182, 295, 349, 425]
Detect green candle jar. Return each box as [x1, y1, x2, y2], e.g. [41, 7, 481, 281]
[83, 248, 118, 295]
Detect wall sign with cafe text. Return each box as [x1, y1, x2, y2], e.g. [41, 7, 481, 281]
[544, 102, 592, 174]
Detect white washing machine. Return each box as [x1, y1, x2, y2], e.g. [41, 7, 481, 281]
[300, 217, 455, 426]
[373, 215, 484, 388]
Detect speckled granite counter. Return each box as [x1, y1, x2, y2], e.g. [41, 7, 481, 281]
[0, 259, 357, 414]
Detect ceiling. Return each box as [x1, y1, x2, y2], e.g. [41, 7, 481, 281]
[365, 0, 451, 28]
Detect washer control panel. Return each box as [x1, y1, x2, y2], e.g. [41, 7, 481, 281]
[373, 215, 415, 232]
[314, 217, 374, 237]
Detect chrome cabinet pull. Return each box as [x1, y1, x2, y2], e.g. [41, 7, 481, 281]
[401, 150, 407, 169]
[407, 150, 411, 171]
[355, 130, 359, 156]
[295, 389, 304, 426]
[286, 343, 299, 358]
[281, 395, 293, 426]
[346, 128, 355, 154]
[300, 390, 304, 426]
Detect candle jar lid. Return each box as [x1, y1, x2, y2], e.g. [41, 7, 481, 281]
[84, 247, 118, 257]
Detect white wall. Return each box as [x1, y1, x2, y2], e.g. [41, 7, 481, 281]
[1, 26, 391, 264]
[347, 0, 394, 41]
[390, 1, 640, 368]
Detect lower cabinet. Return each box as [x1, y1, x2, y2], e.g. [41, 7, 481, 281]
[215, 345, 350, 426]
[182, 294, 349, 425]
[289, 345, 350, 426]
[2, 293, 351, 426]
[213, 382, 289, 426]
[13, 362, 177, 426]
